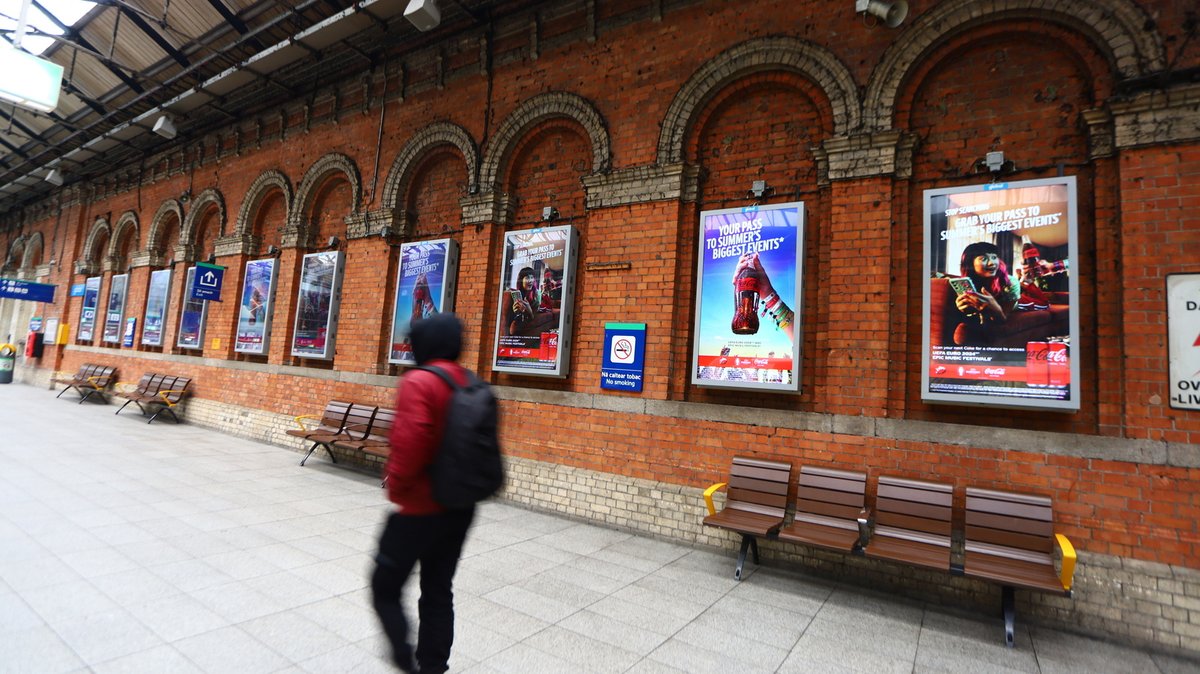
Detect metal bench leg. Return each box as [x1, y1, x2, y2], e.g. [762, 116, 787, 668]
[300, 442, 319, 466]
[115, 399, 135, 415]
[1002, 585, 1015, 648]
[147, 407, 179, 424]
[328, 446, 338, 464]
[735, 535, 754, 581]
[55, 386, 71, 398]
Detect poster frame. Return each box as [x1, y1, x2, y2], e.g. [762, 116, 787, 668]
[290, 251, 346, 360]
[920, 176, 1080, 411]
[1167, 272, 1200, 411]
[690, 201, 805, 392]
[176, 266, 208, 349]
[77, 275, 101, 342]
[388, 238, 459, 366]
[141, 268, 172, 346]
[490, 224, 579, 378]
[235, 258, 279, 355]
[102, 273, 129, 344]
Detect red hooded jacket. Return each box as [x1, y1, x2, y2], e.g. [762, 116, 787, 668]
[385, 359, 468, 515]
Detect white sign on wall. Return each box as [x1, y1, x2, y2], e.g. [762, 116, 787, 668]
[1167, 273, 1200, 411]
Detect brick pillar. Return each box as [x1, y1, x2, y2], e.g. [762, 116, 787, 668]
[824, 176, 893, 416]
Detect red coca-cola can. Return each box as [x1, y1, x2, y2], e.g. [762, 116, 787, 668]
[540, 331, 558, 362]
[1048, 341, 1069, 388]
[1026, 341, 1050, 387]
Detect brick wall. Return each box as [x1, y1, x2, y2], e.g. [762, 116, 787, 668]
[5, 0, 1200, 655]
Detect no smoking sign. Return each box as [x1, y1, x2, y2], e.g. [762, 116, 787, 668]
[601, 323, 646, 392]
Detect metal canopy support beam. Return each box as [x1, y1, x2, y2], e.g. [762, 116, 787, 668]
[116, 5, 192, 71]
[30, 0, 146, 95]
[205, 0, 268, 52]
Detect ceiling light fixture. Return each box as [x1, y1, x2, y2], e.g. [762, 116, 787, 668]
[855, 0, 908, 28]
[44, 169, 63, 186]
[152, 114, 177, 139]
[404, 0, 441, 32]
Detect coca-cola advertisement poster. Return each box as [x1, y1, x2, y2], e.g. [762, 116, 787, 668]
[492, 225, 579, 377]
[291, 251, 345, 360]
[235, 258, 278, 355]
[389, 239, 459, 365]
[922, 176, 1080, 411]
[691, 202, 805, 392]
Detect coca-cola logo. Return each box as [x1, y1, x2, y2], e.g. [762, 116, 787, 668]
[1047, 349, 1067, 363]
[984, 367, 1006, 376]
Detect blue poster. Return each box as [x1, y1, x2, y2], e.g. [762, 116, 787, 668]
[601, 323, 646, 392]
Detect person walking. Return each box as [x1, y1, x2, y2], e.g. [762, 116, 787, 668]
[372, 313, 475, 674]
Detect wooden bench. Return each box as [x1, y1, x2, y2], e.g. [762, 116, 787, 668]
[777, 466, 868, 554]
[861, 475, 954, 572]
[702, 456, 792, 580]
[114, 374, 192, 424]
[53, 363, 117, 404]
[963, 486, 1077, 646]
[332, 407, 395, 486]
[290, 401, 377, 466]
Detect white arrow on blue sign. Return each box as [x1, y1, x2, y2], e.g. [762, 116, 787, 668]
[190, 262, 225, 302]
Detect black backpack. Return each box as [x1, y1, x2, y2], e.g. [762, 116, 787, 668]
[416, 365, 505, 509]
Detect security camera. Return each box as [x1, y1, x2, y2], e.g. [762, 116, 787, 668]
[542, 207, 559, 222]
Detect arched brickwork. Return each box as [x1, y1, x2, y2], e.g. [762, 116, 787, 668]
[479, 92, 609, 191]
[292, 153, 362, 224]
[147, 199, 184, 256]
[5, 235, 24, 270]
[108, 211, 140, 264]
[21, 231, 43, 270]
[657, 36, 859, 165]
[82, 217, 111, 267]
[863, 0, 1166, 131]
[181, 189, 227, 247]
[236, 169, 293, 238]
[381, 122, 478, 210]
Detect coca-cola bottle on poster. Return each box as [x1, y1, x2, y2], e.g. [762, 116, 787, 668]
[732, 267, 760, 335]
[1048, 340, 1069, 388]
[1026, 341, 1050, 388]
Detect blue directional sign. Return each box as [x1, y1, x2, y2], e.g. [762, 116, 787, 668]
[70, 283, 86, 297]
[190, 262, 225, 302]
[601, 323, 647, 392]
[0, 277, 56, 303]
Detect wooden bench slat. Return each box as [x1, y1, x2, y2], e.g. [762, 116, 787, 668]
[726, 487, 788, 510]
[966, 495, 1052, 523]
[800, 485, 864, 508]
[797, 498, 862, 521]
[798, 471, 866, 494]
[878, 481, 953, 507]
[730, 462, 792, 483]
[964, 554, 1065, 593]
[966, 510, 1054, 538]
[728, 474, 790, 496]
[864, 535, 951, 571]
[876, 511, 952, 536]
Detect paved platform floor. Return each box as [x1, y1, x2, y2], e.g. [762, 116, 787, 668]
[1, 383, 1196, 673]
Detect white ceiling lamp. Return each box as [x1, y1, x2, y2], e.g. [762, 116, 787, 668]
[44, 169, 63, 186]
[404, 0, 441, 32]
[856, 0, 908, 28]
[0, 1, 64, 114]
[152, 114, 177, 139]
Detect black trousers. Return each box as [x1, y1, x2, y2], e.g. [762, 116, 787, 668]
[371, 507, 475, 673]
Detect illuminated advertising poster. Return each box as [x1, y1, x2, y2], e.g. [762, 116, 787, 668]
[492, 225, 579, 377]
[102, 274, 128, 344]
[177, 267, 208, 349]
[922, 177, 1079, 411]
[291, 251, 345, 359]
[1167, 273, 1200, 411]
[389, 239, 459, 365]
[141, 269, 171, 346]
[691, 202, 804, 392]
[235, 258, 278, 355]
[77, 276, 101, 341]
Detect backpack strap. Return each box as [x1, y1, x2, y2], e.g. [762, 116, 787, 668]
[415, 364, 474, 390]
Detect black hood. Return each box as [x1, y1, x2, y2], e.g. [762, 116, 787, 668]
[411, 313, 462, 364]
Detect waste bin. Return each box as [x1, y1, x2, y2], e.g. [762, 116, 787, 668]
[0, 343, 15, 384]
